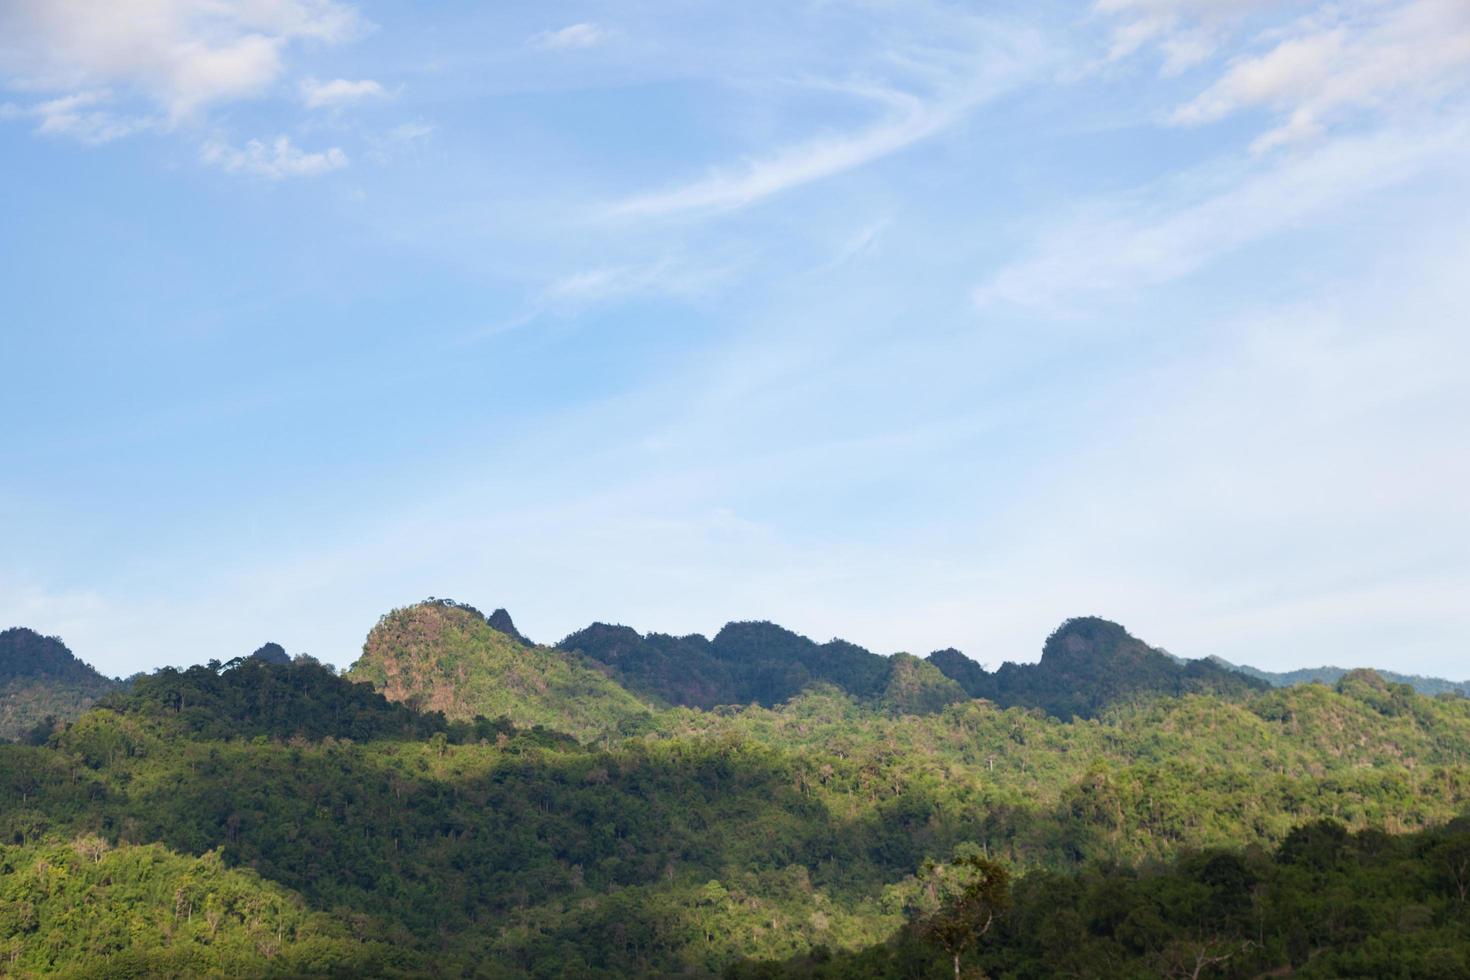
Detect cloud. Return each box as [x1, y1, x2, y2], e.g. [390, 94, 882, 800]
[0, 0, 369, 123]
[200, 135, 348, 179]
[606, 93, 960, 220]
[4, 89, 154, 143]
[1094, 0, 1277, 68]
[1095, 0, 1470, 151]
[1172, 0, 1470, 153]
[973, 119, 1469, 309]
[599, 16, 1045, 220]
[530, 23, 608, 51]
[541, 260, 708, 307]
[301, 76, 385, 108]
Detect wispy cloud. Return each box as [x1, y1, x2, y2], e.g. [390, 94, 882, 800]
[973, 119, 1469, 310]
[201, 135, 348, 179]
[3, 89, 154, 143]
[822, 219, 888, 270]
[1095, 0, 1276, 70]
[606, 93, 960, 220]
[1095, 0, 1470, 152]
[530, 22, 608, 51]
[541, 259, 713, 306]
[301, 77, 385, 109]
[1171, 0, 1470, 153]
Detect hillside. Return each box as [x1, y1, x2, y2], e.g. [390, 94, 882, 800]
[346, 598, 654, 739]
[926, 616, 1268, 718]
[5, 608, 1470, 976]
[558, 619, 895, 709]
[0, 627, 120, 741]
[5, 644, 1469, 976]
[564, 615, 1266, 720]
[1210, 654, 1470, 697]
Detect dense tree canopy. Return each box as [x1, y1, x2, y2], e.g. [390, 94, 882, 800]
[2, 610, 1468, 976]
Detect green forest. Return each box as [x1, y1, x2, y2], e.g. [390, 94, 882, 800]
[2, 601, 1468, 977]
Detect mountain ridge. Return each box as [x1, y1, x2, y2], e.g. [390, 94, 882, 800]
[344, 598, 653, 739]
[0, 626, 121, 740]
[1207, 654, 1470, 697]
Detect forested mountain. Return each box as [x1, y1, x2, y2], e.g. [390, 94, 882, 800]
[925, 617, 1268, 719]
[346, 598, 654, 739]
[559, 615, 1259, 720]
[0, 627, 121, 741]
[1210, 654, 1470, 697]
[558, 619, 895, 709]
[3, 606, 1468, 976]
[732, 817, 1470, 979]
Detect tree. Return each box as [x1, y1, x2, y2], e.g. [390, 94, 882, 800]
[921, 853, 1011, 979]
[1435, 834, 1470, 904]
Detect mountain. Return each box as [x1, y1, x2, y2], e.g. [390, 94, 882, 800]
[926, 616, 1268, 718]
[486, 607, 532, 645]
[879, 652, 968, 715]
[110, 655, 454, 743]
[345, 598, 653, 739]
[248, 641, 292, 665]
[559, 619, 948, 711]
[5, 608, 1470, 978]
[1208, 655, 1470, 697]
[0, 627, 120, 741]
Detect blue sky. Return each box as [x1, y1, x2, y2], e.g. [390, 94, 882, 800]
[2, 0, 1468, 678]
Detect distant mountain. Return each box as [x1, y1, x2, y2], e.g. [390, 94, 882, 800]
[1207, 655, 1469, 697]
[926, 617, 1268, 719]
[248, 641, 293, 665]
[880, 652, 968, 715]
[0, 627, 121, 741]
[345, 598, 653, 739]
[563, 615, 1268, 719]
[486, 607, 531, 645]
[558, 619, 950, 711]
[106, 655, 447, 743]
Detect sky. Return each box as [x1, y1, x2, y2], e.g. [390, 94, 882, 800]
[2, 0, 1468, 678]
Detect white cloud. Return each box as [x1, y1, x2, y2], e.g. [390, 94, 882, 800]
[301, 76, 385, 108]
[201, 134, 348, 179]
[1172, 0, 1470, 152]
[1094, 0, 1280, 67]
[0, 0, 368, 123]
[530, 22, 608, 51]
[387, 121, 433, 142]
[5, 89, 154, 143]
[600, 17, 1045, 220]
[1096, 1, 1470, 151]
[607, 93, 960, 219]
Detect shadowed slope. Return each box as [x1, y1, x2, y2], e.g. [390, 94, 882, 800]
[0, 628, 121, 741]
[928, 617, 1267, 719]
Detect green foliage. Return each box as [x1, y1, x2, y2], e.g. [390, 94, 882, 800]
[0, 838, 408, 976]
[0, 628, 121, 741]
[560, 620, 894, 710]
[347, 599, 655, 740]
[1211, 655, 1470, 697]
[917, 852, 1010, 977]
[880, 655, 968, 716]
[103, 658, 445, 742]
[4, 612, 1470, 976]
[732, 819, 1470, 979]
[931, 617, 1268, 720]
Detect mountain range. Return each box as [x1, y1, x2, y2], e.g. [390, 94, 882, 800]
[4, 601, 1465, 741]
[3, 598, 1469, 977]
